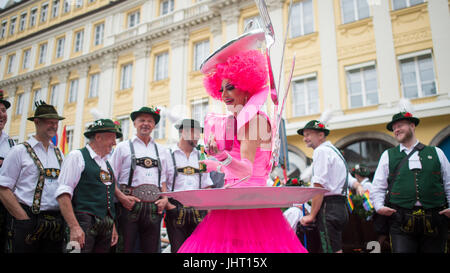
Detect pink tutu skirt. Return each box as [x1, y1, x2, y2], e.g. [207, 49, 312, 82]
[177, 208, 308, 253]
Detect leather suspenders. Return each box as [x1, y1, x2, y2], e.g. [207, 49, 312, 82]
[128, 140, 162, 190]
[23, 142, 63, 214]
[326, 144, 349, 196]
[169, 148, 202, 192]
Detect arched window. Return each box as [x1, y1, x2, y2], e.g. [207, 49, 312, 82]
[336, 132, 397, 179]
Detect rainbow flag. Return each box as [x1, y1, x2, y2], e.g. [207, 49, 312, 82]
[60, 125, 68, 155]
[272, 176, 281, 187]
[347, 191, 354, 212]
[362, 191, 374, 211]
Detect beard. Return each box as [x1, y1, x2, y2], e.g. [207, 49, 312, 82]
[396, 127, 414, 144]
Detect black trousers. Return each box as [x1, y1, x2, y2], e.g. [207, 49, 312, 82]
[0, 203, 7, 253]
[165, 203, 206, 253]
[75, 212, 114, 253]
[118, 202, 162, 253]
[316, 195, 349, 253]
[389, 206, 448, 253]
[6, 205, 64, 253]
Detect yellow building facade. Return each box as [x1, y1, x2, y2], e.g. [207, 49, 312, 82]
[1, 0, 449, 176]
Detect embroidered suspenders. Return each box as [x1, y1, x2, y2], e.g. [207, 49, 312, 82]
[169, 149, 202, 192]
[22, 142, 63, 214]
[127, 139, 162, 189]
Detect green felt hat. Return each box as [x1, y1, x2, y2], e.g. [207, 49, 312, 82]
[130, 106, 161, 124]
[297, 120, 330, 136]
[0, 89, 11, 109]
[27, 101, 65, 121]
[84, 118, 123, 139]
[174, 118, 203, 133]
[386, 112, 419, 131]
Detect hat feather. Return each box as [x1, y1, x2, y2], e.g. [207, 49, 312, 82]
[397, 98, 414, 114]
[319, 109, 333, 126]
[90, 108, 106, 120]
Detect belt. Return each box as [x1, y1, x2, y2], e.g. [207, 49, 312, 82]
[119, 184, 161, 202]
[390, 204, 447, 214]
[177, 166, 201, 175]
[323, 195, 346, 202]
[136, 157, 159, 168]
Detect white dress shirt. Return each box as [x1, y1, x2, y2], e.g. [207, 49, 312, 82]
[109, 136, 170, 188]
[370, 141, 450, 211]
[311, 141, 348, 196]
[0, 136, 63, 211]
[166, 145, 213, 192]
[55, 144, 111, 198]
[0, 132, 13, 168]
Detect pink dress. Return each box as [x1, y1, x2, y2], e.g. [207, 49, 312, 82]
[177, 112, 307, 253]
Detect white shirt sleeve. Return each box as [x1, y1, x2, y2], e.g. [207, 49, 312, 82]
[348, 173, 357, 189]
[109, 142, 124, 181]
[158, 145, 170, 188]
[435, 147, 450, 205]
[0, 145, 23, 190]
[370, 150, 390, 211]
[55, 150, 84, 199]
[310, 148, 329, 187]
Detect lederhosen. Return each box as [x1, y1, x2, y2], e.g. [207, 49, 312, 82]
[385, 144, 448, 253]
[6, 142, 64, 253]
[165, 148, 207, 253]
[117, 140, 163, 253]
[0, 138, 14, 253]
[72, 147, 116, 253]
[315, 144, 349, 253]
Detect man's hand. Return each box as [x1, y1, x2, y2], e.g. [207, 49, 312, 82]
[70, 225, 85, 249]
[155, 197, 168, 214]
[120, 195, 140, 211]
[300, 215, 315, 226]
[439, 208, 450, 218]
[111, 224, 118, 246]
[376, 206, 397, 216]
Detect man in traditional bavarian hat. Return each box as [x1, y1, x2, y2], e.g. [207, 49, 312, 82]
[0, 89, 15, 252]
[350, 164, 372, 195]
[110, 106, 171, 253]
[56, 118, 121, 253]
[0, 101, 65, 252]
[165, 118, 213, 253]
[298, 120, 350, 253]
[371, 111, 449, 253]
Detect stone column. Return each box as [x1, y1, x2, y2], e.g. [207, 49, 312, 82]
[133, 42, 151, 111]
[317, 0, 342, 115]
[427, 0, 450, 98]
[4, 84, 16, 135]
[19, 80, 33, 142]
[99, 53, 118, 118]
[371, 0, 400, 107]
[72, 65, 90, 149]
[220, 5, 240, 42]
[209, 17, 224, 114]
[168, 29, 189, 143]
[39, 75, 51, 104]
[56, 70, 69, 141]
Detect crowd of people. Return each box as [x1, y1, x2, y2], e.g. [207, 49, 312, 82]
[0, 30, 448, 254]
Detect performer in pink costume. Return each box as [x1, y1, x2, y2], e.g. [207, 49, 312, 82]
[177, 49, 307, 253]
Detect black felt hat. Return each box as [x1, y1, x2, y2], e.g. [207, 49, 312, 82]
[84, 119, 123, 139]
[174, 119, 203, 133]
[130, 106, 161, 124]
[0, 90, 11, 109]
[297, 120, 330, 136]
[386, 112, 420, 131]
[27, 101, 65, 121]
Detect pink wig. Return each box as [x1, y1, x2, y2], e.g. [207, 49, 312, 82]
[203, 50, 268, 100]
